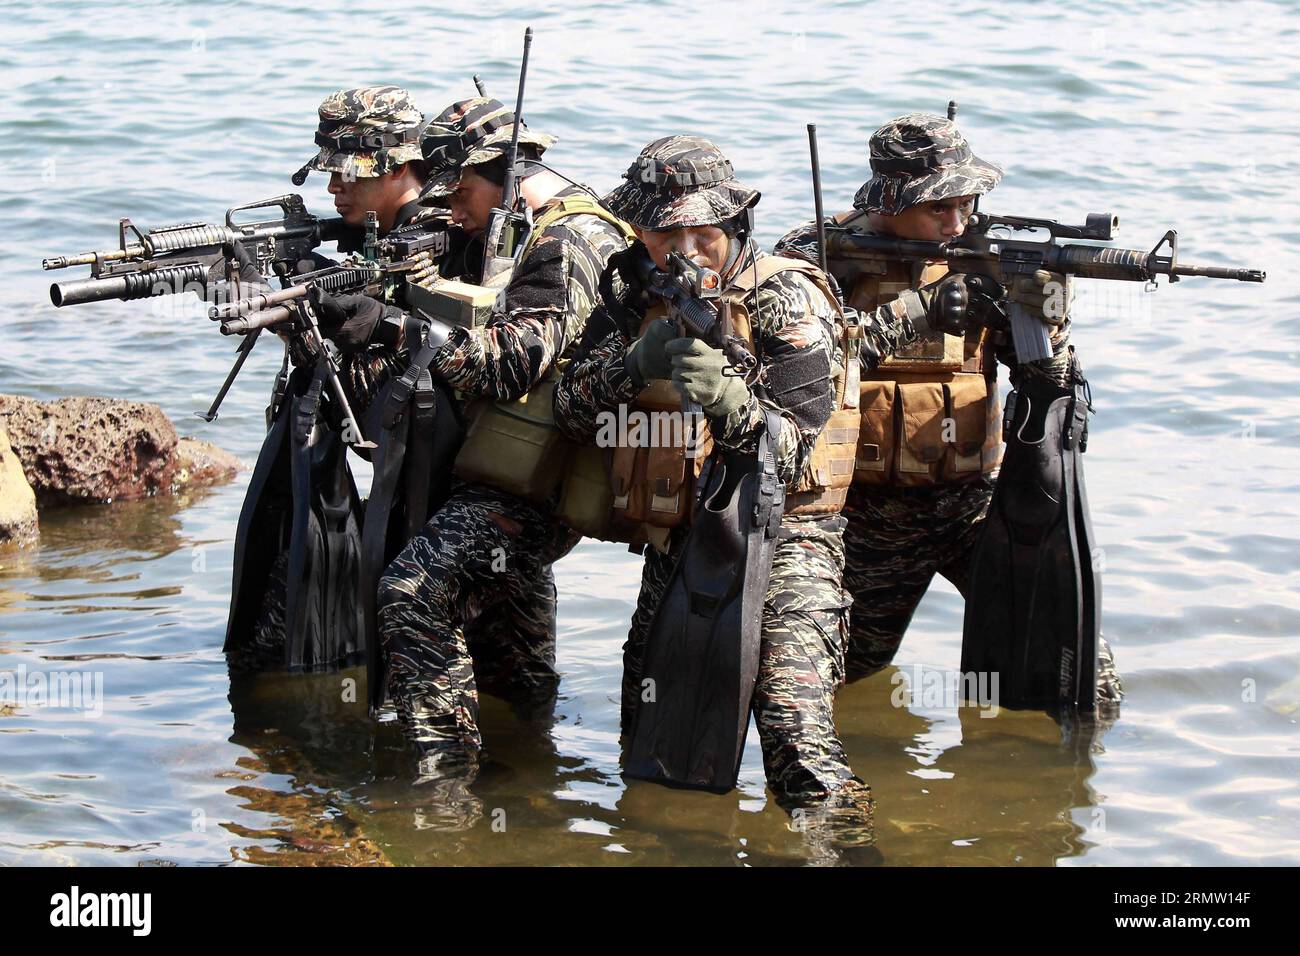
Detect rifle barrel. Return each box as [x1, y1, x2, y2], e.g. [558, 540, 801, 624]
[1052, 243, 1266, 283]
[220, 305, 295, 335]
[44, 247, 143, 270]
[209, 283, 309, 320]
[1171, 262, 1266, 282]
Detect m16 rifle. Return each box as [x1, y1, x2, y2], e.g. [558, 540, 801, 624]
[826, 213, 1263, 361]
[199, 212, 453, 437]
[633, 248, 757, 379]
[826, 211, 1266, 362]
[211, 214, 452, 335]
[43, 194, 346, 307]
[628, 247, 758, 421]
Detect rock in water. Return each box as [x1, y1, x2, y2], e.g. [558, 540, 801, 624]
[0, 427, 38, 545]
[174, 437, 242, 490]
[0, 394, 178, 505]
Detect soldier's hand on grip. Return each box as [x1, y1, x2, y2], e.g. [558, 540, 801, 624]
[209, 241, 271, 303]
[1007, 269, 1071, 326]
[626, 317, 677, 387]
[665, 337, 750, 417]
[311, 288, 385, 353]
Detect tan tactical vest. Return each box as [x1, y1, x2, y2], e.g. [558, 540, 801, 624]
[451, 195, 636, 502]
[558, 255, 858, 546]
[837, 225, 1002, 488]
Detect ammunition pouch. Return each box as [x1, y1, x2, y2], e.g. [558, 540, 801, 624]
[555, 444, 615, 540]
[838, 245, 1002, 488]
[453, 378, 571, 504]
[612, 379, 714, 533]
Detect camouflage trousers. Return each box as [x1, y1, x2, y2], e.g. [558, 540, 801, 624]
[236, 543, 560, 698]
[376, 483, 577, 766]
[624, 515, 874, 824]
[842, 478, 1122, 701]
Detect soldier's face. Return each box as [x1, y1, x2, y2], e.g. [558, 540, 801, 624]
[448, 168, 503, 237]
[635, 225, 730, 273]
[883, 195, 977, 241]
[328, 170, 406, 231]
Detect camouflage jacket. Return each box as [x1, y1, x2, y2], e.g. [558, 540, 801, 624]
[555, 243, 839, 489]
[774, 218, 1073, 386]
[426, 185, 628, 401]
[330, 188, 625, 408]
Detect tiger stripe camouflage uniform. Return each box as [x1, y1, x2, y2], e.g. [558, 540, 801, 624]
[377, 181, 628, 770]
[556, 136, 873, 832]
[774, 113, 1121, 701]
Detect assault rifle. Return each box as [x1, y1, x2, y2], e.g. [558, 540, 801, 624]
[198, 212, 453, 435]
[633, 248, 757, 381]
[626, 248, 757, 421]
[211, 214, 451, 335]
[44, 194, 347, 307]
[825, 213, 1266, 362]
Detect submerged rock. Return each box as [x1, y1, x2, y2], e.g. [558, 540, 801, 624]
[0, 427, 38, 546]
[0, 394, 178, 505]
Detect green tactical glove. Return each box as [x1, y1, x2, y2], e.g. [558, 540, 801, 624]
[1008, 269, 1071, 326]
[665, 337, 751, 417]
[625, 317, 677, 388]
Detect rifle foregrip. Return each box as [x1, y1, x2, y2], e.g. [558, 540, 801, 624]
[143, 223, 234, 255]
[1053, 244, 1151, 281]
[676, 296, 719, 341]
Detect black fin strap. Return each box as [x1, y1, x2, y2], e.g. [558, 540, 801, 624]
[755, 409, 786, 538]
[405, 367, 438, 541]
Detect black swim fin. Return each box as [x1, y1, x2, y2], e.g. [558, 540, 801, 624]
[223, 365, 293, 665]
[224, 362, 366, 673]
[624, 413, 785, 792]
[283, 365, 366, 671]
[360, 332, 463, 713]
[961, 352, 1100, 710]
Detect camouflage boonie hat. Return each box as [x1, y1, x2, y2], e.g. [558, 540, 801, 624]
[601, 135, 760, 230]
[299, 86, 425, 182]
[853, 113, 1002, 217]
[418, 97, 557, 201]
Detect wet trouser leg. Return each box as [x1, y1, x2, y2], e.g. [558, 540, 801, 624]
[377, 484, 567, 765]
[843, 477, 1122, 701]
[465, 556, 568, 716]
[622, 519, 872, 824]
[841, 479, 993, 681]
[756, 517, 872, 823]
